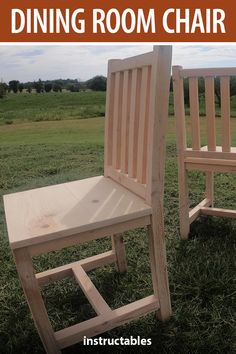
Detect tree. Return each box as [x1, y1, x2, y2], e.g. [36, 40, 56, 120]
[9, 80, 19, 93]
[215, 76, 236, 107]
[183, 78, 190, 107]
[67, 83, 80, 92]
[34, 79, 44, 93]
[79, 82, 87, 91]
[169, 76, 173, 92]
[214, 77, 221, 107]
[45, 83, 52, 92]
[230, 76, 236, 99]
[86, 76, 107, 91]
[0, 82, 7, 98]
[25, 83, 32, 93]
[52, 83, 62, 92]
[18, 83, 24, 93]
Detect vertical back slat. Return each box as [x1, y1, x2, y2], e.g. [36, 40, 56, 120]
[220, 76, 231, 152]
[120, 70, 131, 173]
[205, 77, 216, 151]
[117, 72, 124, 168]
[104, 69, 115, 175]
[112, 72, 123, 169]
[133, 69, 142, 178]
[128, 69, 137, 177]
[173, 66, 187, 152]
[142, 66, 151, 184]
[128, 69, 141, 178]
[189, 77, 201, 150]
[112, 72, 120, 169]
[137, 66, 149, 183]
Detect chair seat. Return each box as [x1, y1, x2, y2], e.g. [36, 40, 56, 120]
[4, 176, 152, 250]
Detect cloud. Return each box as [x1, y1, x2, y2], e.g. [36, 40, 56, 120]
[0, 45, 151, 82]
[0, 44, 235, 83]
[173, 45, 236, 68]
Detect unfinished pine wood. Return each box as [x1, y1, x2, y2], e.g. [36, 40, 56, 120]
[205, 76, 216, 151]
[106, 166, 146, 199]
[120, 70, 131, 173]
[173, 66, 190, 239]
[72, 264, 111, 315]
[128, 68, 141, 178]
[189, 198, 211, 223]
[148, 213, 171, 321]
[147, 225, 158, 299]
[13, 248, 60, 354]
[146, 46, 172, 205]
[142, 67, 151, 184]
[186, 162, 236, 173]
[112, 71, 123, 169]
[145, 46, 172, 320]
[36, 251, 116, 286]
[4, 176, 151, 250]
[104, 62, 116, 175]
[105, 47, 171, 200]
[185, 157, 236, 166]
[137, 66, 150, 183]
[200, 207, 236, 218]
[4, 46, 173, 353]
[220, 76, 231, 152]
[112, 234, 127, 273]
[189, 77, 201, 150]
[181, 67, 236, 78]
[205, 171, 214, 207]
[173, 65, 236, 239]
[55, 295, 159, 349]
[29, 215, 151, 257]
[109, 51, 153, 72]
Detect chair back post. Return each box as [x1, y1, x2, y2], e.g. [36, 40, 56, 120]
[104, 59, 122, 177]
[146, 46, 172, 206]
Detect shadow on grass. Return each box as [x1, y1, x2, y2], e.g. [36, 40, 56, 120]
[165, 216, 236, 354]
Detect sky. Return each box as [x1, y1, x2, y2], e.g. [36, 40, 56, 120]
[0, 44, 236, 83]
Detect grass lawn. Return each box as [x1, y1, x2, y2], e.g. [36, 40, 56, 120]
[0, 91, 106, 124]
[0, 116, 236, 353]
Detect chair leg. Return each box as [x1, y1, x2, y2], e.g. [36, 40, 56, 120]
[112, 234, 127, 273]
[147, 214, 172, 322]
[178, 167, 190, 239]
[206, 171, 214, 207]
[13, 248, 61, 354]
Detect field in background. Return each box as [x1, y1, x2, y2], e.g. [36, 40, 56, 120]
[2, 91, 236, 125]
[0, 91, 105, 124]
[0, 96, 235, 353]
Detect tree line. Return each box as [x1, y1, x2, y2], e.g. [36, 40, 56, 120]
[1, 76, 236, 107]
[0, 76, 107, 98]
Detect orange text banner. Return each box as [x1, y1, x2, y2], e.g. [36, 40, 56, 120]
[0, 0, 235, 42]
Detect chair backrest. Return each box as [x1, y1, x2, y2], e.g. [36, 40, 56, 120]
[104, 46, 172, 205]
[173, 66, 236, 156]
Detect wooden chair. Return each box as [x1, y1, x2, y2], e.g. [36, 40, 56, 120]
[3, 46, 172, 353]
[173, 65, 236, 239]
